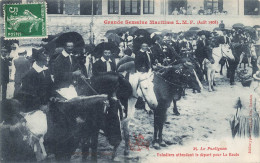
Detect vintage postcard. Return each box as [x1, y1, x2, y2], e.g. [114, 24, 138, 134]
[0, 0, 260, 162]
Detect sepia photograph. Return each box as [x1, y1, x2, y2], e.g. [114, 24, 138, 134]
[0, 0, 260, 162]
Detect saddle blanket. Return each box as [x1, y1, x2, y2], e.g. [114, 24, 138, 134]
[56, 85, 78, 100]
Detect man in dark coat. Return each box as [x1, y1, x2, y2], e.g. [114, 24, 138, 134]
[219, 20, 225, 30]
[179, 37, 193, 57]
[135, 43, 153, 72]
[228, 41, 245, 85]
[171, 38, 181, 55]
[13, 49, 31, 96]
[14, 52, 54, 112]
[92, 47, 117, 76]
[195, 35, 209, 68]
[52, 42, 83, 89]
[218, 31, 231, 45]
[150, 37, 166, 65]
[1, 49, 11, 100]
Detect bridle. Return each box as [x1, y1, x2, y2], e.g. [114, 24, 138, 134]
[154, 72, 187, 88]
[79, 75, 99, 95]
[133, 72, 154, 99]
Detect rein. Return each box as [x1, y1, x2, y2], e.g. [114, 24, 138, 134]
[154, 60, 177, 73]
[79, 75, 99, 95]
[154, 72, 186, 88]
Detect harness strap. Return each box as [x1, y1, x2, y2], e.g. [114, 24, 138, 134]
[79, 75, 99, 95]
[212, 45, 225, 58]
[154, 72, 186, 88]
[138, 83, 151, 108]
[221, 46, 228, 58]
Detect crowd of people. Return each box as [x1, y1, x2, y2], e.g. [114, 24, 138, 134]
[1, 25, 260, 103]
[1, 23, 260, 162]
[171, 6, 228, 15]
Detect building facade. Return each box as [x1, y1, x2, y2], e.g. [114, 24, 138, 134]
[1, 0, 260, 16]
[37, 0, 260, 16]
[1, 0, 260, 44]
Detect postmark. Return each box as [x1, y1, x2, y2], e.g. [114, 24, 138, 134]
[4, 3, 47, 39]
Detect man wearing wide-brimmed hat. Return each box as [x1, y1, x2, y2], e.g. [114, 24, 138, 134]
[92, 43, 116, 76]
[14, 52, 54, 112]
[53, 41, 83, 89]
[195, 35, 209, 68]
[135, 42, 153, 73]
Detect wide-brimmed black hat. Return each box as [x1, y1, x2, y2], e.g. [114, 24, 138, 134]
[93, 42, 120, 58]
[133, 29, 150, 37]
[32, 48, 47, 62]
[197, 30, 212, 38]
[55, 32, 85, 48]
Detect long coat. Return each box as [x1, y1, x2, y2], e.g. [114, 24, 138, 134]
[92, 58, 116, 76]
[170, 41, 180, 54]
[15, 68, 54, 111]
[218, 36, 231, 45]
[134, 50, 153, 72]
[13, 56, 31, 83]
[1, 57, 11, 85]
[150, 44, 165, 64]
[52, 53, 82, 89]
[179, 41, 193, 51]
[195, 39, 209, 62]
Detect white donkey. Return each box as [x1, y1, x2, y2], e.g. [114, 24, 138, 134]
[127, 71, 158, 119]
[203, 44, 235, 92]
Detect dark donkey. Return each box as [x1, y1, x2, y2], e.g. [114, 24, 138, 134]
[148, 63, 202, 149]
[76, 72, 133, 161]
[0, 96, 108, 162]
[44, 95, 109, 161]
[156, 59, 203, 116]
[172, 58, 204, 115]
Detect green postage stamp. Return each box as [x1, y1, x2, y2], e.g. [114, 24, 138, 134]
[4, 3, 47, 39]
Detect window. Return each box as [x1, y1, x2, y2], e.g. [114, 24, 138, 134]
[168, 0, 187, 15]
[93, 0, 102, 15]
[80, 0, 102, 15]
[108, 0, 119, 14]
[218, 0, 223, 12]
[244, 0, 260, 15]
[46, 0, 64, 14]
[203, 0, 224, 14]
[121, 0, 140, 15]
[204, 0, 218, 13]
[143, 0, 154, 14]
